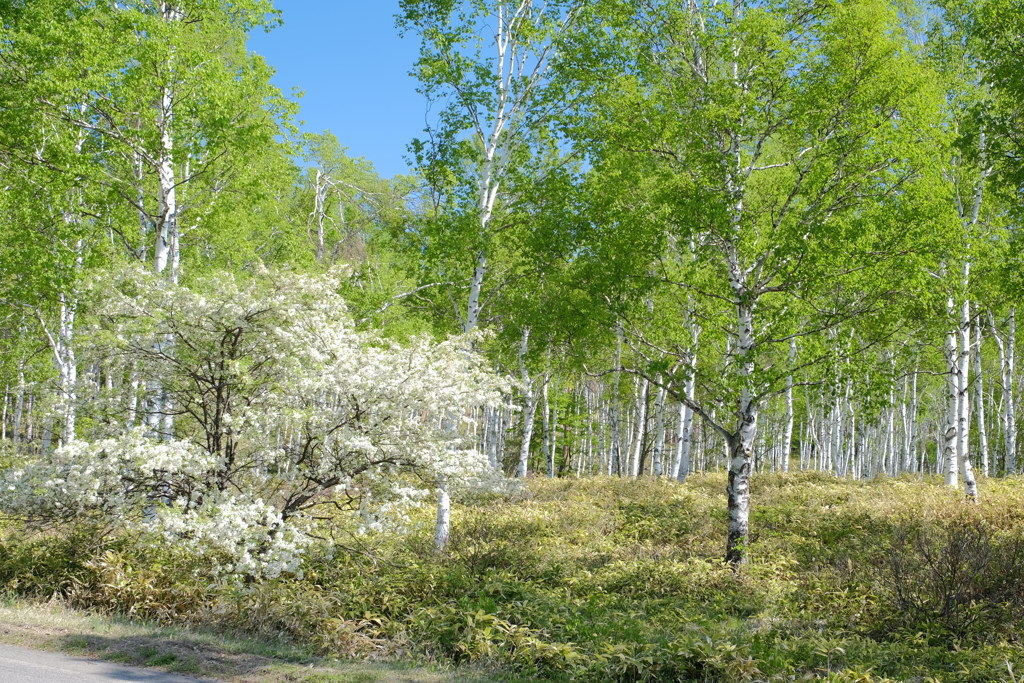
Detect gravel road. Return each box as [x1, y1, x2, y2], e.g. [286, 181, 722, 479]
[0, 643, 214, 683]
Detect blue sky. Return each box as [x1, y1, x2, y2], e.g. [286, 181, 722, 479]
[247, 3, 425, 179]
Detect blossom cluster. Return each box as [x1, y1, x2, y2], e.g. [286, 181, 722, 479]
[1, 267, 509, 579]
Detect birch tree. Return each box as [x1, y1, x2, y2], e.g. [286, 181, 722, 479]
[0, 0, 297, 446]
[971, 0, 1024, 475]
[399, 0, 583, 333]
[0, 0, 295, 278]
[572, 0, 940, 564]
[400, 0, 586, 544]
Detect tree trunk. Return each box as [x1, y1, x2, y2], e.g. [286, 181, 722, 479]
[516, 327, 538, 477]
[782, 341, 795, 473]
[12, 370, 25, 444]
[434, 479, 451, 552]
[726, 299, 757, 567]
[313, 168, 328, 262]
[675, 338, 698, 481]
[630, 376, 649, 477]
[541, 380, 551, 477]
[58, 291, 78, 444]
[465, 250, 487, 332]
[974, 321, 989, 476]
[652, 382, 667, 476]
[548, 382, 559, 478]
[610, 325, 623, 476]
[944, 321, 960, 489]
[154, 10, 180, 284]
[1006, 310, 1017, 474]
[958, 293, 978, 501]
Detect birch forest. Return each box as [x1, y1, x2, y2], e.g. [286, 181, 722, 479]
[2, 0, 1024, 680]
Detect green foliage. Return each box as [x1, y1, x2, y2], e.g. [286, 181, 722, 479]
[5, 475, 1024, 680]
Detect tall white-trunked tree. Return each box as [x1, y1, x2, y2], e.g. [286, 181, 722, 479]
[572, 0, 940, 564]
[972, 0, 1024, 476]
[399, 0, 583, 334]
[925, 0, 1015, 499]
[399, 0, 583, 548]
[0, 0, 293, 445]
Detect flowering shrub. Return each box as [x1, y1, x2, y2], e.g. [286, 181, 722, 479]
[0, 267, 507, 578]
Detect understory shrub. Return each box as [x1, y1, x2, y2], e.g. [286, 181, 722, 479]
[865, 510, 1024, 644]
[0, 267, 507, 580]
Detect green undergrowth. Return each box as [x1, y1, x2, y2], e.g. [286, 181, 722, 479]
[3, 472, 1024, 681]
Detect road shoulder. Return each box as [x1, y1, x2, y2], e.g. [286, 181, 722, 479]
[0, 600, 495, 682]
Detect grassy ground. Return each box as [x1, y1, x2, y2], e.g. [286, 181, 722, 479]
[0, 598, 499, 682]
[3, 472, 1024, 681]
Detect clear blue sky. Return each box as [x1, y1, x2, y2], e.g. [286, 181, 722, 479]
[247, 3, 425, 179]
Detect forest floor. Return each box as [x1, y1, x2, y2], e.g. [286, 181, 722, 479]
[4, 473, 1024, 681]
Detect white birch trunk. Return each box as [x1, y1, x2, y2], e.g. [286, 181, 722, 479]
[944, 317, 960, 489]
[726, 296, 757, 566]
[126, 367, 140, 429]
[782, 341, 795, 473]
[673, 402, 688, 481]
[541, 380, 551, 477]
[652, 382, 667, 476]
[958, 290, 978, 501]
[516, 327, 537, 477]
[434, 480, 451, 552]
[548, 383, 559, 478]
[886, 381, 896, 476]
[465, 250, 488, 333]
[57, 292, 77, 444]
[905, 369, 919, 473]
[25, 394, 33, 444]
[847, 393, 857, 478]
[1007, 310, 1017, 474]
[610, 326, 623, 475]
[12, 370, 24, 444]
[974, 321, 989, 476]
[312, 168, 328, 263]
[674, 323, 698, 481]
[630, 376, 649, 477]
[154, 3, 181, 283]
[33, 292, 79, 446]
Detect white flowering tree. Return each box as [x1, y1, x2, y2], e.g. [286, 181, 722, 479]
[0, 268, 507, 578]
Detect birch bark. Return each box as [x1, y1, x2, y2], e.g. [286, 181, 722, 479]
[782, 340, 795, 473]
[726, 294, 757, 566]
[957, 280, 978, 500]
[974, 321, 989, 476]
[630, 376, 649, 477]
[652, 383, 667, 476]
[154, 2, 181, 284]
[610, 325, 624, 476]
[996, 310, 1019, 474]
[516, 326, 539, 477]
[548, 382, 559, 478]
[1008, 310, 1017, 475]
[943, 315, 960, 489]
[674, 328, 698, 482]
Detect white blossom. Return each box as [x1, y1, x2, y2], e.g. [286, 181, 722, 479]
[1, 267, 510, 579]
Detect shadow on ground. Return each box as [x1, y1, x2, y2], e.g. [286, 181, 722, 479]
[54, 632, 475, 683]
